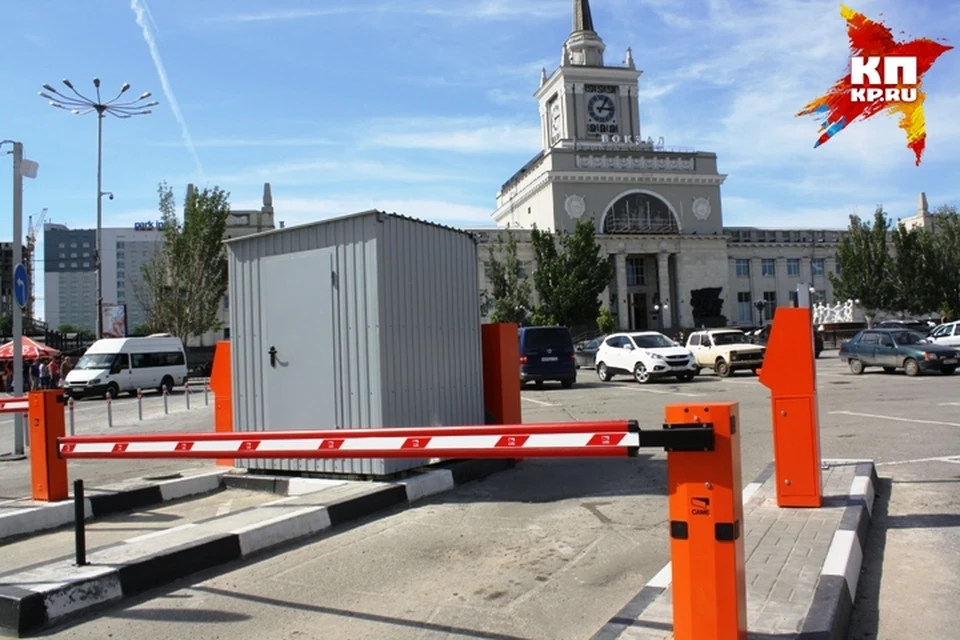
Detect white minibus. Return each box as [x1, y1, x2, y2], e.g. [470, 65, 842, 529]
[64, 334, 188, 399]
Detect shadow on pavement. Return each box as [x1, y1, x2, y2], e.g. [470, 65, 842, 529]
[847, 476, 891, 639]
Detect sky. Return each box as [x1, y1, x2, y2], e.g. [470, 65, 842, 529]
[1, 0, 958, 322]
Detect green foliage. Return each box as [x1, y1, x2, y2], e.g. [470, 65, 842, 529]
[136, 182, 231, 345]
[529, 218, 614, 327]
[928, 205, 960, 319]
[0, 315, 11, 336]
[483, 230, 532, 325]
[131, 324, 153, 337]
[829, 208, 896, 323]
[596, 306, 616, 334]
[530, 307, 556, 326]
[890, 223, 939, 315]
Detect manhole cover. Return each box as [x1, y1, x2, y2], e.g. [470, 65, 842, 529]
[142, 473, 183, 481]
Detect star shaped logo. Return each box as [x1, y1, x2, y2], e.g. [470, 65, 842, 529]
[796, 4, 952, 165]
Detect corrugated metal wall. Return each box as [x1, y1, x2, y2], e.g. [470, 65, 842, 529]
[377, 216, 485, 474]
[227, 212, 385, 475]
[226, 211, 484, 477]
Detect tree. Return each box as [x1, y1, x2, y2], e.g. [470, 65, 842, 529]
[829, 207, 895, 327]
[136, 182, 231, 345]
[596, 306, 616, 334]
[0, 315, 10, 337]
[482, 230, 532, 325]
[890, 223, 938, 315]
[929, 205, 960, 320]
[529, 218, 614, 328]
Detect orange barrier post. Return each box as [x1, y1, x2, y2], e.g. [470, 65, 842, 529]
[209, 340, 234, 468]
[481, 323, 521, 425]
[666, 401, 747, 640]
[757, 307, 823, 508]
[29, 390, 69, 502]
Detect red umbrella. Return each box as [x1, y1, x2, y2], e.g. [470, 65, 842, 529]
[0, 336, 61, 360]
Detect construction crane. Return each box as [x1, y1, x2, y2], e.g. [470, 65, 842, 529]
[25, 207, 47, 327]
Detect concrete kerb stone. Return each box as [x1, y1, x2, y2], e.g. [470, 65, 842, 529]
[0, 458, 515, 636]
[0, 469, 229, 543]
[590, 459, 877, 640]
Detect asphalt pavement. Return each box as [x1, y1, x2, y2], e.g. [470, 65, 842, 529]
[0, 387, 216, 500]
[19, 352, 959, 639]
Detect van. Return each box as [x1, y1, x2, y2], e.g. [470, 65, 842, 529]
[64, 335, 188, 399]
[518, 326, 577, 388]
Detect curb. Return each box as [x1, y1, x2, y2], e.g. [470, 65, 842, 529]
[0, 458, 515, 636]
[0, 470, 229, 543]
[590, 460, 877, 640]
[801, 460, 877, 639]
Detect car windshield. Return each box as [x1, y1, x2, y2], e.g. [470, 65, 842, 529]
[893, 331, 928, 346]
[712, 332, 751, 345]
[631, 334, 676, 348]
[74, 353, 116, 370]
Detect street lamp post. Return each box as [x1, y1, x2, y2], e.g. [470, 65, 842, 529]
[754, 299, 767, 327]
[653, 302, 669, 332]
[39, 78, 157, 338]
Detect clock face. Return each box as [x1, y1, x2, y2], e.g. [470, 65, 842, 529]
[587, 94, 616, 123]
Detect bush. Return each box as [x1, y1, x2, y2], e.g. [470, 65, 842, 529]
[597, 306, 616, 334]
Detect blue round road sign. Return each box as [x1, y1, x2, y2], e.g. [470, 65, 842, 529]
[13, 263, 29, 308]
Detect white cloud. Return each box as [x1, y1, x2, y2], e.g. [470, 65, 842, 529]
[191, 159, 490, 187]
[232, 196, 496, 229]
[364, 117, 541, 153]
[213, 1, 569, 23]
[721, 195, 918, 229]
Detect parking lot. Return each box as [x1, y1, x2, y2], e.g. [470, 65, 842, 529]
[41, 352, 960, 639]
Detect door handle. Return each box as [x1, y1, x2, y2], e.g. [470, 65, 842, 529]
[268, 346, 278, 368]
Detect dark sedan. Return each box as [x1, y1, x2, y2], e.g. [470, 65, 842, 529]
[575, 338, 602, 368]
[838, 328, 959, 376]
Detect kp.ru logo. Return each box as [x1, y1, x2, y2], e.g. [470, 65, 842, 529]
[796, 4, 953, 166]
[849, 56, 917, 103]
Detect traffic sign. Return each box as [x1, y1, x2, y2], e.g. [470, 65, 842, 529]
[13, 263, 28, 309]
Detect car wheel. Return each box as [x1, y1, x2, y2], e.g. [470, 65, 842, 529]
[849, 359, 864, 375]
[715, 358, 731, 377]
[535, 380, 544, 388]
[561, 378, 575, 389]
[596, 362, 612, 382]
[904, 358, 920, 377]
[676, 372, 695, 382]
[633, 362, 651, 384]
[106, 382, 119, 399]
[943, 366, 957, 375]
[882, 367, 896, 374]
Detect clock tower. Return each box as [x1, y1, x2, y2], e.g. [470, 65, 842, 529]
[535, 0, 642, 149]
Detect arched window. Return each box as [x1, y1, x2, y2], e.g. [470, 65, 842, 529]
[602, 192, 679, 234]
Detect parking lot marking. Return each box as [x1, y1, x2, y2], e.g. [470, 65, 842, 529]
[876, 455, 960, 466]
[521, 397, 558, 407]
[830, 410, 960, 428]
[613, 386, 704, 398]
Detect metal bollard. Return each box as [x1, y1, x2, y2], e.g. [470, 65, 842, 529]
[74, 479, 87, 566]
[163, 387, 169, 415]
[68, 397, 75, 436]
[185, 381, 191, 410]
[204, 382, 209, 406]
[137, 388, 143, 421]
[106, 391, 113, 428]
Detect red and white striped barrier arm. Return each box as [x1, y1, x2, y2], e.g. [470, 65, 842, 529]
[58, 421, 641, 460]
[0, 397, 29, 415]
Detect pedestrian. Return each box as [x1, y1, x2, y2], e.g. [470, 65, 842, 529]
[61, 356, 74, 382]
[49, 358, 60, 388]
[2, 361, 12, 393]
[39, 359, 51, 390]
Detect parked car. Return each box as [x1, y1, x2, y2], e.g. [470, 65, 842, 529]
[928, 320, 960, 347]
[574, 337, 603, 369]
[595, 331, 698, 384]
[875, 319, 932, 335]
[518, 326, 577, 388]
[687, 328, 766, 377]
[750, 324, 823, 358]
[838, 328, 959, 376]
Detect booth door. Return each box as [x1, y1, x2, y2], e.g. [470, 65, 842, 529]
[260, 249, 338, 432]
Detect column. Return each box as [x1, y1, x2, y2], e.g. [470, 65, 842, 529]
[775, 257, 789, 306]
[658, 252, 672, 329]
[616, 252, 629, 330]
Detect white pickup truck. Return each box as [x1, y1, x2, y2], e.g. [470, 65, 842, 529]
[686, 328, 766, 377]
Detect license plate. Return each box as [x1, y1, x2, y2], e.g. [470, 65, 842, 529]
[944, 358, 957, 365]
[541, 356, 558, 362]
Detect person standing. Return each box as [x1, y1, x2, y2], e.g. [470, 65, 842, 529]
[49, 358, 61, 388]
[38, 359, 51, 390]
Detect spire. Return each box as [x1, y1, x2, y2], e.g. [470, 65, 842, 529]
[573, 0, 595, 33]
[540, 67, 548, 86]
[918, 191, 928, 216]
[263, 182, 273, 207]
[625, 46, 635, 69]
